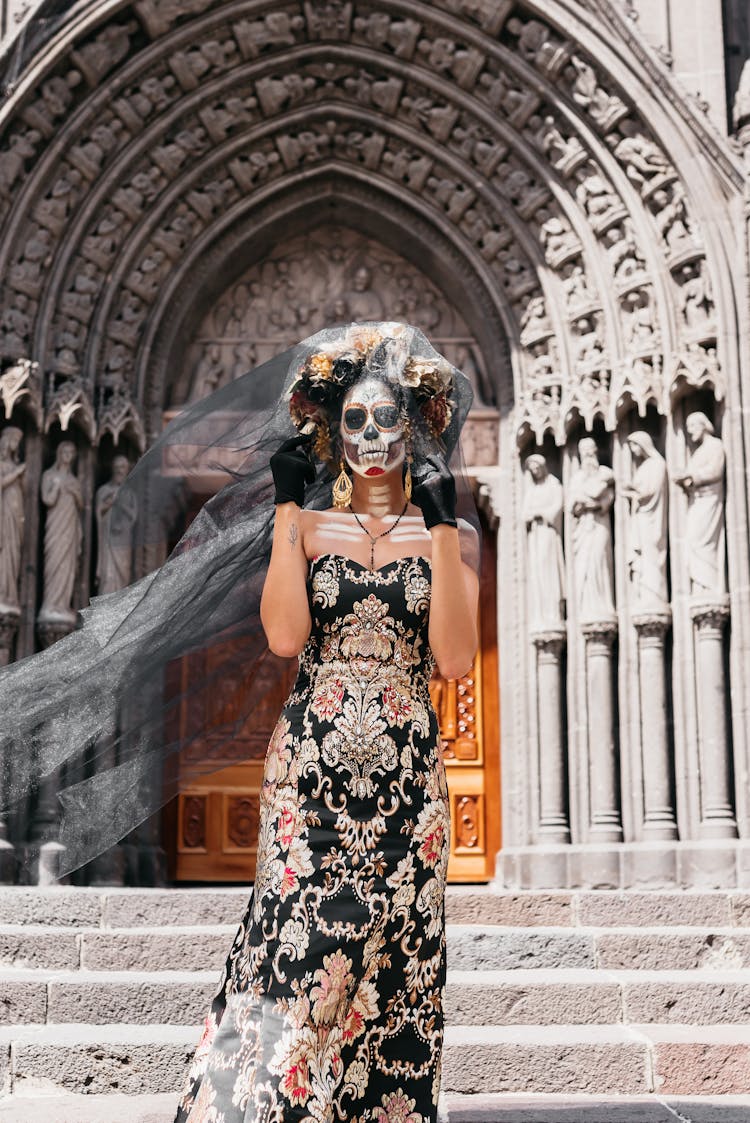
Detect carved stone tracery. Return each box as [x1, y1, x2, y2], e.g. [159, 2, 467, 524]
[0, 0, 731, 448]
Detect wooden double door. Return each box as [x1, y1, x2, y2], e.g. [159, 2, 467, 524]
[167, 534, 499, 883]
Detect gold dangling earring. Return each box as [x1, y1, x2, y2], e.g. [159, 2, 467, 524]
[402, 415, 413, 502]
[332, 460, 353, 509]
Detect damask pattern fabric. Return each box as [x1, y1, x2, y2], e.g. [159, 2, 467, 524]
[175, 552, 448, 1123]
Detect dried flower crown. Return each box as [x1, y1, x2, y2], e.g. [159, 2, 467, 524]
[287, 325, 455, 463]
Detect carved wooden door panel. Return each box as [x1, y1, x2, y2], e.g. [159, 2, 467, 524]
[169, 648, 297, 882]
[169, 529, 500, 883]
[431, 526, 500, 881]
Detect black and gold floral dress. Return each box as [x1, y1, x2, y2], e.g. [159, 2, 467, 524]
[175, 551, 449, 1123]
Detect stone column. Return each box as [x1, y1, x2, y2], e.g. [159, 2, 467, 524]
[0, 618, 17, 879]
[581, 620, 622, 842]
[532, 629, 570, 843]
[633, 611, 677, 839]
[691, 598, 737, 839]
[24, 626, 72, 884]
[86, 734, 126, 887]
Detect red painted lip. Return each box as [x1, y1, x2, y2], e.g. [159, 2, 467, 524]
[364, 466, 385, 476]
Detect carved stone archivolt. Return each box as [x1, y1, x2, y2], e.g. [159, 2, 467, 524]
[0, 0, 747, 889]
[0, 0, 740, 437]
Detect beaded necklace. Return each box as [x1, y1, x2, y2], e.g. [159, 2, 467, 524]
[349, 501, 409, 571]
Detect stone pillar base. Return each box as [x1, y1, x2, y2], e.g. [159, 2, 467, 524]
[22, 841, 67, 886]
[496, 841, 750, 890]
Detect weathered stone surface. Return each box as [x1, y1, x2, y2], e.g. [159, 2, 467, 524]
[80, 928, 232, 971]
[0, 890, 103, 927]
[595, 929, 750, 970]
[4, 1024, 196, 1095]
[446, 970, 621, 1025]
[0, 927, 80, 969]
[729, 894, 750, 927]
[577, 892, 732, 928]
[0, 976, 46, 1023]
[101, 890, 249, 929]
[445, 890, 575, 927]
[646, 1026, 750, 1096]
[441, 1026, 650, 1095]
[446, 926, 595, 970]
[46, 971, 217, 1024]
[621, 972, 750, 1024]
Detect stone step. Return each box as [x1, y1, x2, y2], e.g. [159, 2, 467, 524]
[1, 886, 749, 929]
[1, 966, 749, 1027]
[0, 1023, 748, 1097]
[3, 1093, 750, 1123]
[4, 921, 750, 972]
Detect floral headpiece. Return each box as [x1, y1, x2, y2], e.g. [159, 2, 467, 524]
[287, 325, 455, 463]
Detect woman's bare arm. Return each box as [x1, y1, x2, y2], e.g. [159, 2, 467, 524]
[259, 503, 311, 657]
[428, 524, 479, 679]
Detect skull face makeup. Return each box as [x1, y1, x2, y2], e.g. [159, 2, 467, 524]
[341, 377, 405, 479]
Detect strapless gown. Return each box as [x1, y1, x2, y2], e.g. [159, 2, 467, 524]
[175, 552, 448, 1123]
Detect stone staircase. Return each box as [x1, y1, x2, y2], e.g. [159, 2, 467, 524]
[0, 886, 749, 1120]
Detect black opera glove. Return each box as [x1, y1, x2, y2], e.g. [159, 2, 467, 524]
[270, 434, 316, 506]
[411, 453, 457, 529]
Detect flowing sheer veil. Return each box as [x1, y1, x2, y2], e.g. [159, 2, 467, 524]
[0, 321, 480, 880]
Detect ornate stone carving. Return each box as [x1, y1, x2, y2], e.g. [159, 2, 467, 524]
[95, 455, 134, 594]
[0, 427, 26, 612]
[70, 22, 139, 87]
[569, 438, 616, 624]
[609, 355, 663, 425]
[677, 259, 715, 337]
[505, 16, 571, 77]
[0, 358, 42, 428]
[182, 226, 478, 401]
[522, 454, 565, 630]
[564, 56, 628, 131]
[39, 440, 83, 626]
[670, 342, 722, 401]
[621, 432, 669, 611]
[621, 286, 659, 354]
[673, 412, 727, 597]
[44, 376, 96, 441]
[607, 119, 674, 196]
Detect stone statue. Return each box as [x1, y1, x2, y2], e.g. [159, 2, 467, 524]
[39, 440, 83, 621]
[346, 265, 383, 320]
[0, 427, 26, 611]
[191, 343, 224, 400]
[523, 454, 565, 630]
[673, 412, 726, 597]
[95, 454, 135, 594]
[569, 437, 616, 622]
[620, 431, 668, 610]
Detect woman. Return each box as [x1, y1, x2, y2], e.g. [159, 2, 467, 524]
[175, 325, 479, 1121]
[0, 322, 479, 1119]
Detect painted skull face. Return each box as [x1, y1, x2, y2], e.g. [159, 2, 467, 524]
[341, 377, 405, 479]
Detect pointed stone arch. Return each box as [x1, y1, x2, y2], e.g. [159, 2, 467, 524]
[1, 0, 748, 886]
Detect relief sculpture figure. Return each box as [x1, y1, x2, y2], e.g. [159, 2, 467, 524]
[673, 412, 726, 597]
[95, 454, 135, 594]
[522, 453, 565, 630]
[0, 427, 26, 611]
[569, 437, 616, 622]
[621, 432, 668, 610]
[39, 440, 83, 620]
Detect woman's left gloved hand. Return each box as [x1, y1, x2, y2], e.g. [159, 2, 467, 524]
[411, 453, 457, 529]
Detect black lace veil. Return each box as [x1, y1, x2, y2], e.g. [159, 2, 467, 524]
[0, 322, 480, 880]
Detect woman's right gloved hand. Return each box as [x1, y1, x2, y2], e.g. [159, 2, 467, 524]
[270, 434, 316, 506]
